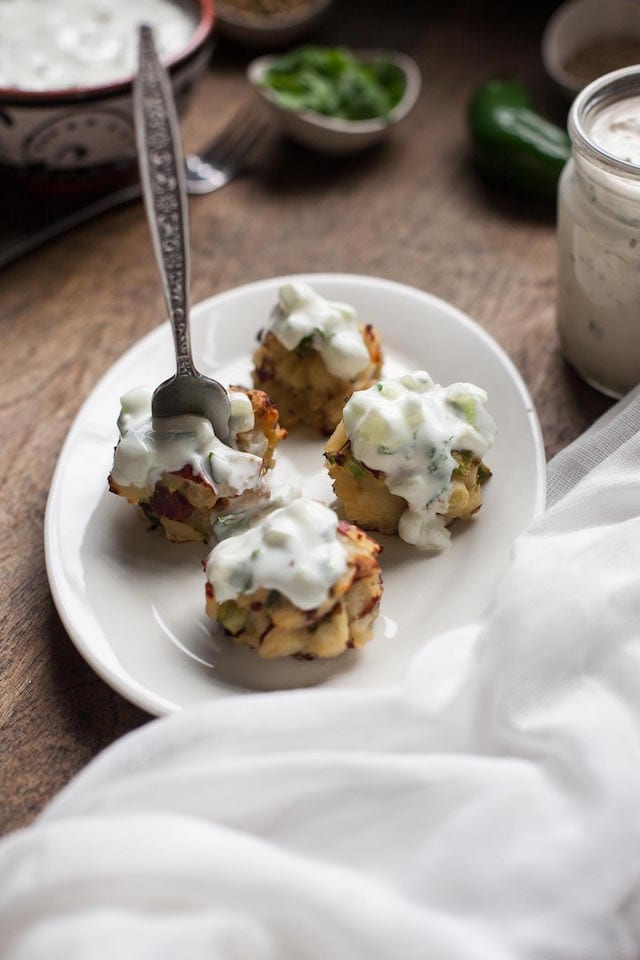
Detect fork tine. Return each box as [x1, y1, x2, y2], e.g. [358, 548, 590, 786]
[198, 102, 263, 165]
[215, 115, 269, 170]
[184, 101, 269, 195]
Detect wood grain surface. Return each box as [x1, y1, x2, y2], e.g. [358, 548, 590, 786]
[0, 0, 613, 835]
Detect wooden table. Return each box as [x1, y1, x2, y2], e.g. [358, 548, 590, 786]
[0, 0, 612, 835]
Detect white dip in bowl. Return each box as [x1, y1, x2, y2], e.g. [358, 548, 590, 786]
[0, 0, 197, 91]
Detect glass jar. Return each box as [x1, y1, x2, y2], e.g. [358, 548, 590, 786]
[557, 66, 640, 398]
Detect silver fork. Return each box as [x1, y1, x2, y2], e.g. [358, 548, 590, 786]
[134, 25, 231, 441]
[185, 100, 269, 195]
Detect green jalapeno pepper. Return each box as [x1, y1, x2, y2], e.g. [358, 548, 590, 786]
[468, 80, 571, 201]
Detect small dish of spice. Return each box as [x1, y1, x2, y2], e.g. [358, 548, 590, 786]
[216, 0, 333, 48]
[543, 0, 640, 97]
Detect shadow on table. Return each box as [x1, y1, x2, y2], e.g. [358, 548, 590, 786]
[560, 359, 614, 425]
[254, 135, 394, 198]
[541, 353, 614, 460]
[0, 169, 140, 270]
[462, 157, 559, 226]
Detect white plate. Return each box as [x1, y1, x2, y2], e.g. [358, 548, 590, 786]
[45, 274, 546, 716]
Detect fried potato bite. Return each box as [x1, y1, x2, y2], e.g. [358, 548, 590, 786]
[109, 387, 286, 543]
[324, 421, 491, 537]
[206, 518, 383, 659]
[251, 282, 383, 434]
[252, 326, 383, 435]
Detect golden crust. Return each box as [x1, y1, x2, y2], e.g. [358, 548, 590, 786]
[205, 520, 383, 659]
[108, 388, 286, 543]
[231, 385, 287, 470]
[324, 421, 491, 536]
[251, 324, 383, 435]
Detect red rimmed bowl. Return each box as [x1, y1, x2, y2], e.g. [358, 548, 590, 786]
[0, 0, 214, 188]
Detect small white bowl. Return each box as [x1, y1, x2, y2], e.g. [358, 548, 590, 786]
[216, 0, 333, 48]
[542, 0, 640, 98]
[247, 50, 421, 155]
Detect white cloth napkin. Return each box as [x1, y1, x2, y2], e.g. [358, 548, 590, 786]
[3, 388, 640, 959]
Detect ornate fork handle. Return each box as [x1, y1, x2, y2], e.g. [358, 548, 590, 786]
[134, 25, 194, 379]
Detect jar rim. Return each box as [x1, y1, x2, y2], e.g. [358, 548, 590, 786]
[570, 65, 640, 178]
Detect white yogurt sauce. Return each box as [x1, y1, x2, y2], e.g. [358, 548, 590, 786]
[590, 96, 640, 165]
[206, 498, 348, 610]
[342, 372, 496, 550]
[213, 484, 302, 541]
[268, 282, 370, 380]
[557, 85, 640, 397]
[0, 0, 196, 91]
[111, 386, 263, 499]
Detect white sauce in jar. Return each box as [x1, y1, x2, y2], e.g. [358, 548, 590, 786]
[267, 282, 370, 380]
[206, 498, 348, 610]
[590, 96, 640, 165]
[0, 0, 197, 91]
[111, 386, 263, 499]
[557, 73, 640, 397]
[342, 372, 496, 550]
